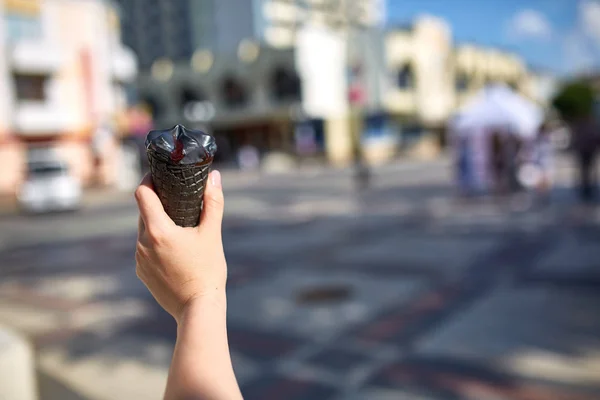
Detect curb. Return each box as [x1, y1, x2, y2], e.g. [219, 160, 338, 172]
[0, 325, 37, 400]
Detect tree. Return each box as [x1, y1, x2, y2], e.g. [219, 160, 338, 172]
[552, 81, 595, 122]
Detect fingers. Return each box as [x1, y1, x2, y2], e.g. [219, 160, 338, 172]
[135, 173, 174, 236]
[138, 215, 145, 235]
[199, 170, 224, 232]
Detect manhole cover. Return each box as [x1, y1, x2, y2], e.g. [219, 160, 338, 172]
[296, 285, 353, 305]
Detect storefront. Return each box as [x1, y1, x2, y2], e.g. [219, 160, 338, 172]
[361, 112, 400, 164]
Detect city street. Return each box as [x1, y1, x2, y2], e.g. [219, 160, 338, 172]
[1, 157, 600, 400]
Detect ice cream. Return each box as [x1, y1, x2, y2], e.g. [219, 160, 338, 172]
[145, 124, 217, 227]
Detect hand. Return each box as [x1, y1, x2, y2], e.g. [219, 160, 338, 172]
[135, 170, 227, 323]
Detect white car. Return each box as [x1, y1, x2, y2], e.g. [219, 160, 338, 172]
[18, 160, 82, 213]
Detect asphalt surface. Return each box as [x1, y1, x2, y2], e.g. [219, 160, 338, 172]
[0, 157, 599, 400]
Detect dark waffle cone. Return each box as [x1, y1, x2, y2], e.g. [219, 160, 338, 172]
[148, 154, 211, 227]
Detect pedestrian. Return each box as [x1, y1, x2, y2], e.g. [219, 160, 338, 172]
[237, 143, 260, 171]
[506, 133, 524, 193]
[571, 116, 599, 202]
[490, 131, 507, 194]
[134, 171, 243, 400]
[455, 135, 472, 196]
[533, 123, 554, 201]
[353, 143, 370, 192]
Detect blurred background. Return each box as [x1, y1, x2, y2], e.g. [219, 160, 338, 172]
[0, 0, 599, 399]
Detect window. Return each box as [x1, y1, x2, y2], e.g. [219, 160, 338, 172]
[13, 74, 46, 101]
[397, 64, 414, 89]
[4, 13, 42, 42]
[221, 76, 248, 108]
[179, 86, 206, 107]
[28, 162, 67, 176]
[456, 73, 469, 92]
[270, 66, 301, 102]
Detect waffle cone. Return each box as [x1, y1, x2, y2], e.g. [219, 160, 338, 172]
[148, 153, 212, 227]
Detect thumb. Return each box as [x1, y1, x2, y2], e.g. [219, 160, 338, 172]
[200, 170, 224, 231]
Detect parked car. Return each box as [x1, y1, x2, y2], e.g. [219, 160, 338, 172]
[18, 160, 81, 213]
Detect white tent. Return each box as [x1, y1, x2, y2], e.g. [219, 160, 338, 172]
[450, 85, 545, 194]
[486, 85, 544, 138]
[452, 85, 544, 138]
[452, 97, 512, 134]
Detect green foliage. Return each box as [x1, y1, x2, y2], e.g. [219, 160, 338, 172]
[552, 81, 595, 121]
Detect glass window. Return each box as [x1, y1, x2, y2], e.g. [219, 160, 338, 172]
[179, 86, 206, 107]
[456, 73, 469, 92]
[221, 76, 248, 108]
[397, 64, 414, 89]
[270, 66, 301, 102]
[28, 163, 67, 176]
[13, 74, 47, 101]
[4, 13, 42, 42]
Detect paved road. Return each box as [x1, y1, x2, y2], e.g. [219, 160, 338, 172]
[0, 157, 599, 400]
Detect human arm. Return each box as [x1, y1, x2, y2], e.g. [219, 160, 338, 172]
[135, 171, 242, 400]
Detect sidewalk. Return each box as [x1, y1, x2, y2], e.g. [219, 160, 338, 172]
[0, 156, 598, 399]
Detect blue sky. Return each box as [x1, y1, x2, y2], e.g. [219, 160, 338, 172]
[386, 0, 600, 76]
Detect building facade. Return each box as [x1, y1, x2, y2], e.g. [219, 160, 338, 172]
[132, 12, 545, 166]
[0, 0, 137, 195]
[117, 0, 385, 68]
[383, 18, 531, 125]
[255, 0, 385, 48]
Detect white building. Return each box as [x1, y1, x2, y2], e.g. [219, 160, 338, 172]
[0, 0, 137, 194]
[135, 13, 546, 166]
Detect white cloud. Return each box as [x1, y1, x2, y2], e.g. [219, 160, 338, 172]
[508, 9, 552, 40]
[580, 0, 600, 46]
[560, 0, 600, 74]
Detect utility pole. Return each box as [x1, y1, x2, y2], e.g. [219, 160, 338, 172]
[339, 0, 370, 191]
[294, 0, 378, 183]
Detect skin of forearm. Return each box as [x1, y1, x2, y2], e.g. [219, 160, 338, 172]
[164, 293, 243, 400]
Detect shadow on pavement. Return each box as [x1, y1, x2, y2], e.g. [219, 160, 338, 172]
[38, 369, 90, 400]
[1, 182, 600, 399]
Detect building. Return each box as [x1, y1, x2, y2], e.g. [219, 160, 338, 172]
[383, 17, 455, 128]
[376, 17, 547, 158]
[116, 0, 213, 69]
[453, 44, 527, 106]
[124, 0, 385, 165]
[116, 0, 385, 69]
[0, 0, 137, 195]
[383, 18, 531, 125]
[132, 11, 545, 167]
[255, 0, 385, 48]
[137, 44, 304, 162]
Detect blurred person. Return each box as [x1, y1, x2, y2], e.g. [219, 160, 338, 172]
[455, 135, 473, 196]
[295, 121, 318, 156]
[92, 121, 115, 185]
[128, 106, 155, 138]
[572, 116, 599, 202]
[533, 123, 554, 201]
[471, 129, 491, 194]
[135, 171, 243, 400]
[237, 143, 260, 171]
[353, 144, 371, 192]
[505, 133, 523, 192]
[490, 131, 507, 194]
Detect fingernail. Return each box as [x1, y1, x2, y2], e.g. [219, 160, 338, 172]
[211, 170, 222, 188]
